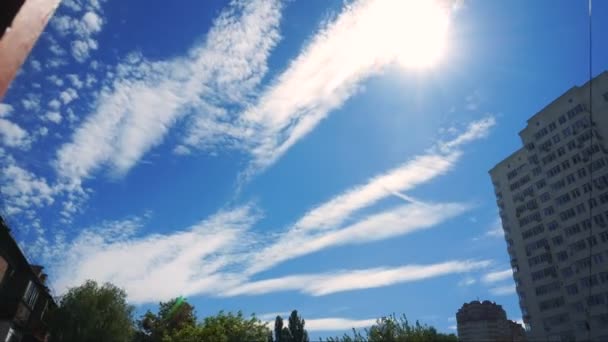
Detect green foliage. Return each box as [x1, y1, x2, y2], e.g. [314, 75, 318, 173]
[161, 311, 271, 342]
[134, 297, 197, 342]
[273, 310, 309, 342]
[48, 280, 134, 342]
[324, 314, 458, 342]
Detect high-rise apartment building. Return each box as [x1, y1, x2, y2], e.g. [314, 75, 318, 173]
[456, 300, 526, 342]
[489, 71, 608, 342]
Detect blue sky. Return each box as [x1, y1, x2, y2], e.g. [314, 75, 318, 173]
[1, 0, 607, 338]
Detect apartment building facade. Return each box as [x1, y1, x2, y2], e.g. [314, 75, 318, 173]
[0, 217, 55, 342]
[489, 71, 608, 341]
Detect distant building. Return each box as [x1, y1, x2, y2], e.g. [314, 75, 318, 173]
[456, 300, 526, 342]
[0, 0, 61, 99]
[489, 71, 608, 341]
[0, 217, 56, 342]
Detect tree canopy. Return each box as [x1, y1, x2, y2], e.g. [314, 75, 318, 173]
[324, 314, 458, 342]
[161, 311, 271, 342]
[134, 297, 197, 342]
[47, 280, 134, 342]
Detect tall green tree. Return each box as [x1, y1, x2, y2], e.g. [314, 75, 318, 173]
[48, 280, 134, 342]
[134, 297, 196, 342]
[288, 310, 309, 342]
[324, 314, 458, 342]
[273, 311, 309, 342]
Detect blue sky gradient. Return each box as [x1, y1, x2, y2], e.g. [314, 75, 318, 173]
[1, 0, 607, 338]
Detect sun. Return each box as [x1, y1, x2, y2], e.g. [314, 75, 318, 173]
[397, 0, 450, 69]
[368, 0, 451, 70]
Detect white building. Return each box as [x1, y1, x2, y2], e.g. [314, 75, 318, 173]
[489, 71, 608, 341]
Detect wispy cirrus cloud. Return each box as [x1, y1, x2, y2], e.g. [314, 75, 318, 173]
[482, 269, 513, 284]
[489, 284, 516, 296]
[200, 0, 452, 178]
[246, 117, 495, 275]
[45, 205, 260, 304]
[223, 260, 492, 297]
[258, 313, 377, 332]
[55, 0, 282, 184]
[246, 201, 470, 275]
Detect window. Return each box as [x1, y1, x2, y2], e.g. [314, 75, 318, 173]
[536, 179, 546, 189]
[572, 154, 582, 164]
[603, 91, 608, 102]
[540, 192, 550, 202]
[566, 174, 576, 184]
[0, 256, 8, 285]
[544, 206, 555, 216]
[539, 296, 565, 311]
[587, 294, 605, 306]
[575, 203, 586, 214]
[40, 300, 48, 322]
[559, 208, 576, 221]
[582, 182, 592, 193]
[557, 146, 566, 157]
[600, 231, 608, 243]
[562, 160, 570, 170]
[565, 224, 582, 237]
[557, 250, 568, 261]
[23, 280, 39, 309]
[559, 116, 568, 125]
[580, 275, 599, 288]
[547, 221, 559, 231]
[552, 235, 564, 246]
[535, 281, 560, 296]
[566, 284, 579, 295]
[561, 267, 574, 278]
[549, 123, 557, 132]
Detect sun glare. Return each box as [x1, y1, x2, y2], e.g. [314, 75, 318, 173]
[370, 0, 450, 69]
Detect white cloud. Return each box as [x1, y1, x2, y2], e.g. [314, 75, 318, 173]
[0, 156, 55, 215]
[457, 277, 476, 287]
[0, 104, 13, 117]
[60, 88, 79, 104]
[48, 99, 61, 110]
[46, 206, 260, 303]
[66, 74, 84, 89]
[71, 39, 98, 63]
[438, 116, 496, 152]
[246, 201, 470, 275]
[173, 145, 191, 155]
[51, 2, 106, 62]
[0, 119, 30, 149]
[482, 269, 513, 284]
[47, 75, 64, 87]
[30, 60, 42, 71]
[82, 12, 103, 34]
[489, 284, 516, 296]
[21, 95, 41, 112]
[223, 260, 491, 297]
[303, 318, 377, 331]
[485, 217, 504, 237]
[45, 111, 62, 124]
[55, 0, 282, 185]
